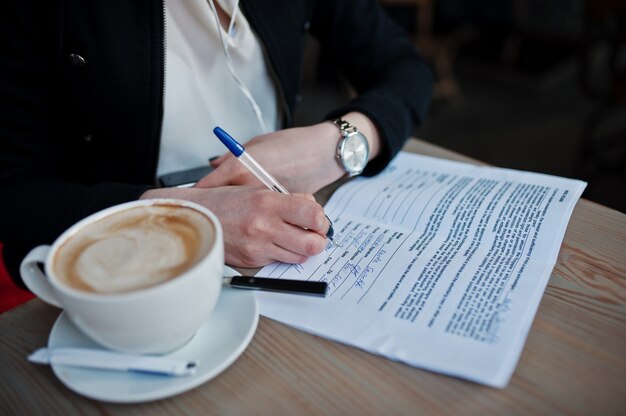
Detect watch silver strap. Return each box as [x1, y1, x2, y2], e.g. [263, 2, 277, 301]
[333, 118, 358, 136]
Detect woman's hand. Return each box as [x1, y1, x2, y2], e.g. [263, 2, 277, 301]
[197, 122, 343, 193]
[196, 112, 381, 193]
[140, 186, 330, 267]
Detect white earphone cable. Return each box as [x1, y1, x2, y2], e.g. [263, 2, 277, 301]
[207, 0, 268, 134]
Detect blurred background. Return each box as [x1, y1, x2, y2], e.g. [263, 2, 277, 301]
[295, 0, 626, 212]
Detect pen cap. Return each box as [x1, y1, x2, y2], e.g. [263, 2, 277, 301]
[213, 127, 244, 157]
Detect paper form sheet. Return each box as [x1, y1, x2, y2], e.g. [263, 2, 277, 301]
[256, 152, 586, 387]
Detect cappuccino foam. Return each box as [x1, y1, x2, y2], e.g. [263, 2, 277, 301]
[54, 204, 214, 294]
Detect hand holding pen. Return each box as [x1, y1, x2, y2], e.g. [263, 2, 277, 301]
[212, 126, 334, 240]
[142, 127, 329, 266]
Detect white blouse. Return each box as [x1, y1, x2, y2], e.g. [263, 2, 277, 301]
[158, 0, 280, 176]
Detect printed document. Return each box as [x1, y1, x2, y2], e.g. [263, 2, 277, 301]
[256, 152, 586, 387]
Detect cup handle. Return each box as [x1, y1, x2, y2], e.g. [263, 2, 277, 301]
[20, 245, 62, 308]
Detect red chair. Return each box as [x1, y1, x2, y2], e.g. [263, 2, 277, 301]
[0, 243, 34, 314]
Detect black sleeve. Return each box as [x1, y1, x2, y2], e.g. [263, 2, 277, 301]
[310, 0, 433, 175]
[0, 1, 152, 283]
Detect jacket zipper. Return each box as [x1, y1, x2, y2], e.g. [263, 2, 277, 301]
[161, 0, 167, 115]
[151, 0, 166, 181]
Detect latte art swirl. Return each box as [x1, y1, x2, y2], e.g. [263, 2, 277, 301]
[54, 205, 214, 294]
[76, 226, 188, 292]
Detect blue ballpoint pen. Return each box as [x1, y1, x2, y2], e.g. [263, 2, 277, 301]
[213, 126, 334, 240]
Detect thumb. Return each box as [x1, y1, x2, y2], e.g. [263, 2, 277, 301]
[293, 193, 317, 202]
[194, 168, 229, 188]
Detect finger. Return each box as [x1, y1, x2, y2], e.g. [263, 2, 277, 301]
[293, 192, 316, 202]
[195, 162, 249, 188]
[277, 196, 330, 236]
[224, 231, 310, 267]
[273, 221, 328, 258]
[290, 194, 333, 238]
[195, 169, 229, 188]
[270, 242, 310, 264]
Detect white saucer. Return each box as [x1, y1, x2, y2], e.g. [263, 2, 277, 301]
[47, 267, 258, 403]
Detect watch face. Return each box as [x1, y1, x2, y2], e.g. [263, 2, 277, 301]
[342, 132, 369, 173]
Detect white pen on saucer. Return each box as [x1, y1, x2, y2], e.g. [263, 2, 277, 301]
[28, 347, 198, 377]
[212, 126, 334, 240]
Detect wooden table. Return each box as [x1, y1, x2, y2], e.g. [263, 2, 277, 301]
[1, 139, 625, 415]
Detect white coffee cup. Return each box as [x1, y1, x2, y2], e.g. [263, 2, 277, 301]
[20, 199, 224, 354]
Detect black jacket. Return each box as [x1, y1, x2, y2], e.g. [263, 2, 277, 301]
[0, 0, 432, 283]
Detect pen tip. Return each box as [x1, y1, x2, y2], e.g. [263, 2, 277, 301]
[325, 215, 334, 240]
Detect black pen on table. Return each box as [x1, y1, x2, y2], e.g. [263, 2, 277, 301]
[212, 126, 334, 240]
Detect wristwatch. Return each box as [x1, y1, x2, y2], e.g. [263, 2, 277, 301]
[333, 118, 370, 177]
